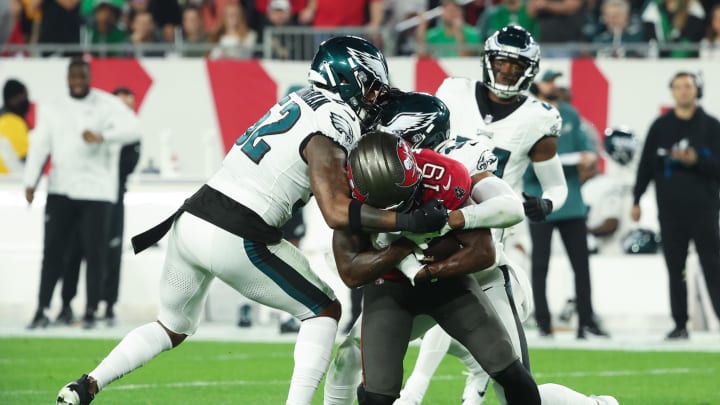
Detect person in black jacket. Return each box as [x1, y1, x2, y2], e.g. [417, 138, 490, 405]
[631, 71, 720, 340]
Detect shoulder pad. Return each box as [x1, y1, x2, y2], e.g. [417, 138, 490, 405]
[526, 97, 562, 137]
[315, 101, 362, 153]
[436, 77, 475, 101]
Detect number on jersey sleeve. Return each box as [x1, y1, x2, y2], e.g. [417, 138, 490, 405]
[235, 97, 301, 164]
[492, 147, 511, 178]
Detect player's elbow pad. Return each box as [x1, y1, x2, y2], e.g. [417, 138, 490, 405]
[460, 176, 524, 229]
[532, 155, 567, 212]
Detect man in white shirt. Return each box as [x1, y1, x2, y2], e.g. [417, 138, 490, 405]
[24, 57, 140, 330]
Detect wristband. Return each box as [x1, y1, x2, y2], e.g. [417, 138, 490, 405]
[349, 199, 363, 232]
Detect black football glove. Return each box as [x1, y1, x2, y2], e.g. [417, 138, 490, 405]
[396, 198, 448, 233]
[522, 192, 553, 222]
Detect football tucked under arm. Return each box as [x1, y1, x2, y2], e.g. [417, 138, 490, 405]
[422, 232, 464, 262]
[407, 228, 495, 283]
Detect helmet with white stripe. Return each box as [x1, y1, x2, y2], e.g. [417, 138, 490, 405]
[482, 25, 540, 99]
[309, 36, 390, 128]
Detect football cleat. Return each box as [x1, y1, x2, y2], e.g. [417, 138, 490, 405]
[27, 311, 50, 329]
[56, 374, 95, 405]
[538, 324, 554, 338]
[82, 312, 96, 330]
[665, 327, 689, 340]
[55, 305, 74, 325]
[577, 324, 610, 339]
[590, 394, 620, 405]
[461, 372, 489, 405]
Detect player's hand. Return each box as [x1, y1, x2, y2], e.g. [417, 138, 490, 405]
[670, 146, 697, 165]
[25, 187, 34, 204]
[396, 199, 448, 233]
[82, 130, 104, 143]
[522, 192, 553, 222]
[630, 204, 641, 222]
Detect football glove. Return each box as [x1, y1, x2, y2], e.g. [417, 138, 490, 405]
[396, 199, 448, 234]
[522, 192, 553, 222]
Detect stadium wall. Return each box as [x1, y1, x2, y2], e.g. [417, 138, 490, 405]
[1, 57, 718, 333]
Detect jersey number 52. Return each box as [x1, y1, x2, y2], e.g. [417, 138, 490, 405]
[235, 97, 301, 164]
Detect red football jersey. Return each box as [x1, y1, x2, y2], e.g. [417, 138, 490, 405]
[382, 148, 472, 281]
[414, 148, 472, 210]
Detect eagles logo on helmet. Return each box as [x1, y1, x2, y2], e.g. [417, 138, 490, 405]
[604, 126, 638, 166]
[376, 90, 451, 150]
[308, 36, 390, 128]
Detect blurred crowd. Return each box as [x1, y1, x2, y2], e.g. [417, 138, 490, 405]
[1, 0, 719, 59]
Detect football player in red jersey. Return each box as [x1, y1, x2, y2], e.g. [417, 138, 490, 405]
[331, 131, 539, 405]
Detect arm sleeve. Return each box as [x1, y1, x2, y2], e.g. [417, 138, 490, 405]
[458, 175, 524, 229]
[22, 107, 52, 188]
[532, 154, 567, 211]
[558, 152, 582, 165]
[102, 101, 141, 144]
[633, 121, 658, 205]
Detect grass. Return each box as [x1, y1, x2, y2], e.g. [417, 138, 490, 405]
[1, 337, 719, 404]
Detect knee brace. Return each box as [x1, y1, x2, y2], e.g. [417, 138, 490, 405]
[490, 359, 540, 405]
[357, 384, 396, 405]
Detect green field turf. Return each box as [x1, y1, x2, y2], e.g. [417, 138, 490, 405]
[1, 337, 718, 404]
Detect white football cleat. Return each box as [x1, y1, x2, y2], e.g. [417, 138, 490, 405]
[590, 394, 620, 405]
[461, 372, 489, 405]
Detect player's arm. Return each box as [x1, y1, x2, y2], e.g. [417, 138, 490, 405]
[588, 218, 619, 237]
[22, 107, 52, 204]
[402, 228, 495, 284]
[525, 136, 568, 220]
[447, 171, 524, 230]
[102, 98, 142, 144]
[332, 229, 415, 288]
[305, 134, 447, 232]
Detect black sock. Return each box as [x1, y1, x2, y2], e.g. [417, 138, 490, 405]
[491, 359, 541, 405]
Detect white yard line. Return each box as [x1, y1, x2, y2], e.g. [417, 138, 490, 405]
[3, 367, 716, 397]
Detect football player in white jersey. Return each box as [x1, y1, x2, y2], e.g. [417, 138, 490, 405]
[55, 36, 449, 405]
[322, 91, 617, 405]
[401, 26, 614, 404]
[584, 127, 639, 254]
[437, 25, 566, 217]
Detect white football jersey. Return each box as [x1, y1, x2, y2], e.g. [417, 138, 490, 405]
[208, 87, 361, 228]
[582, 173, 634, 254]
[436, 77, 561, 190]
[435, 135, 498, 177]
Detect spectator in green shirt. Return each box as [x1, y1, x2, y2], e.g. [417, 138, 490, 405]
[86, 0, 128, 57]
[420, 0, 481, 57]
[477, 0, 540, 42]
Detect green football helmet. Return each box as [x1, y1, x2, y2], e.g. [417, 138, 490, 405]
[604, 126, 638, 166]
[308, 36, 390, 128]
[376, 90, 451, 150]
[622, 229, 661, 254]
